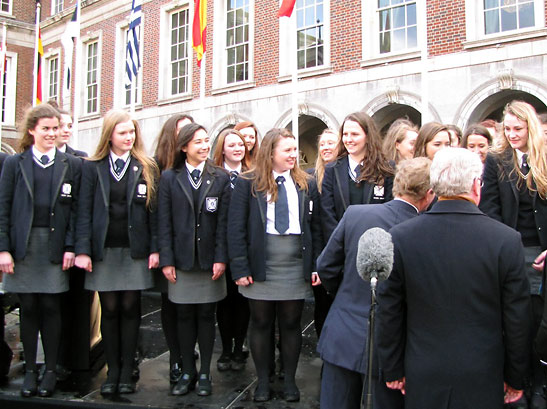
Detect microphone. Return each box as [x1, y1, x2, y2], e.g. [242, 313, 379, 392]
[356, 227, 394, 286]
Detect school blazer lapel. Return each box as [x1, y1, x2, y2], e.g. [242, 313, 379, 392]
[362, 181, 374, 203]
[334, 158, 349, 211]
[297, 185, 305, 227]
[97, 158, 111, 208]
[19, 150, 34, 200]
[198, 165, 215, 212]
[175, 168, 194, 211]
[50, 151, 68, 208]
[257, 191, 267, 228]
[502, 158, 519, 203]
[126, 158, 142, 217]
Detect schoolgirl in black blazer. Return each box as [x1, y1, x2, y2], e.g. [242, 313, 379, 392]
[0, 104, 81, 398]
[75, 109, 159, 396]
[211, 128, 251, 372]
[158, 123, 230, 397]
[320, 112, 394, 241]
[227, 128, 322, 403]
[152, 113, 194, 386]
[479, 100, 547, 404]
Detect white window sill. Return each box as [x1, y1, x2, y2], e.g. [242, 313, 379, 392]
[79, 113, 101, 122]
[360, 50, 420, 68]
[278, 65, 333, 82]
[211, 81, 256, 95]
[463, 28, 547, 50]
[157, 94, 193, 106]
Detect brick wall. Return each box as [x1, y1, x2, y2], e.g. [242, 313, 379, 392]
[331, 0, 361, 72]
[14, 0, 39, 25]
[428, 0, 465, 56]
[252, 0, 279, 88]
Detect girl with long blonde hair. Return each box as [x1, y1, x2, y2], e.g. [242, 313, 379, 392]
[75, 109, 159, 396]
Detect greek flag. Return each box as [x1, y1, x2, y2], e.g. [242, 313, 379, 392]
[125, 0, 142, 87]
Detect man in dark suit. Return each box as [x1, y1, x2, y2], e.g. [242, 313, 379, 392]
[316, 157, 435, 409]
[377, 148, 531, 409]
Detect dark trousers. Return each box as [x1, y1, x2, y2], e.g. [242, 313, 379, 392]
[320, 360, 404, 409]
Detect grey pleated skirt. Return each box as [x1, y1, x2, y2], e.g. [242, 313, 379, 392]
[239, 234, 312, 301]
[3, 227, 68, 294]
[168, 268, 227, 304]
[84, 247, 153, 292]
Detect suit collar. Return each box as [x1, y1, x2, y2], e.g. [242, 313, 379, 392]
[19, 150, 34, 199]
[333, 156, 349, 209]
[427, 199, 483, 215]
[389, 198, 419, 214]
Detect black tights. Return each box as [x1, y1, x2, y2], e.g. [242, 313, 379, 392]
[249, 299, 304, 387]
[161, 293, 181, 367]
[217, 275, 250, 356]
[176, 303, 216, 377]
[98, 290, 141, 384]
[18, 293, 62, 372]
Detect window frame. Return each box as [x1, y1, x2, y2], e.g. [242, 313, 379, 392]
[80, 32, 102, 118]
[0, 0, 12, 16]
[51, 0, 63, 16]
[464, 0, 546, 48]
[158, 1, 193, 103]
[1, 52, 16, 126]
[114, 18, 144, 109]
[278, 0, 331, 80]
[44, 49, 61, 104]
[212, 0, 255, 92]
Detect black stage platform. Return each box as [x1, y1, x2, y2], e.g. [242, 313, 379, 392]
[0, 292, 321, 408]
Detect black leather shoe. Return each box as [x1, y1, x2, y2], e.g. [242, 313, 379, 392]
[171, 373, 196, 396]
[100, 382, 117, 396]
[196, 374, 212, 396]
[38, 370, 56, 397]
[20, 370, 38, 397]
[118, 382, 136, 394]
[230, 352, 246, 371]
[170, 363, 183, 384]
[283, 383, 300, 402]
[216, 353, 231, 372]
[253, 383, 271, 402]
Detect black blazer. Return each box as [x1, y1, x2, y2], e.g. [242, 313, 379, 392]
[320, 155, 394, 240]
[65, 145, 88, 158]
[75, 155, 158, 260]
[479, 150, 547, 249]
[158, 161, 230, 270]
[316, 200, 419, 374]
[227, 173, 322, 282]
[377, 200, 531, 409]
[0, 149, 81, 263]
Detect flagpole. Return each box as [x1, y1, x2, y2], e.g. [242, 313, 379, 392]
[199, 53, 205, 121]
[0, 22, 6, 148]
[418, 0, 429, 124]
[32, 1, 41, 107]
[291, 10, 298, 151]
[72, 0, 82, 148]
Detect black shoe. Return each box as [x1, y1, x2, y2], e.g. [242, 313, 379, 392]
[196, 374, 212, 396]
[38, 370, 56, 397]
[253, 383, 271, 402]
[56, 364, 71, 382]
[216, 353, 231, 372]
[171, 373, 196, 396]
[20, 370, 38, 397]
[118, 382, 136, 394]
[230, 352, 246, 371]
[0, 341, 13, 378]
[283, 383, 300, 402]
[170, 363, 183, 384]
[100, 382, 117, 396]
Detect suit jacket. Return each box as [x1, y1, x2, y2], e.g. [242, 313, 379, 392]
[0, 149, 81, 263]
[75, 156, 157, 260]
[65, 145, 88, 158]
[479, 150, 547, 249]
[158, 160, 230, 270]
[227, 172, 322, 282]
[316, 200, 418, 374]
[377, 200, 531, 409]
[320, 155, 394, 240]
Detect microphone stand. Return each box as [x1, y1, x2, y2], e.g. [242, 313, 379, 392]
[361, 276, 377, 409]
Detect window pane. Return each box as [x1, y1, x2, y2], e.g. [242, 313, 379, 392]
[380, 32, 390, 53]
[484, 9, 499, 33]
[518, 2, 534, 28]
[392, 28, 405, 50]
[378, 0, 389, 8]
[393, 6, 405, 28]
[407, 26, 417, 48]
[484, 0, 499, 8]
[407, 3, 416, 25]
[379, 9, 390, 31]
[501, 6, 517, 31]
[305, 6, 315, 26]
